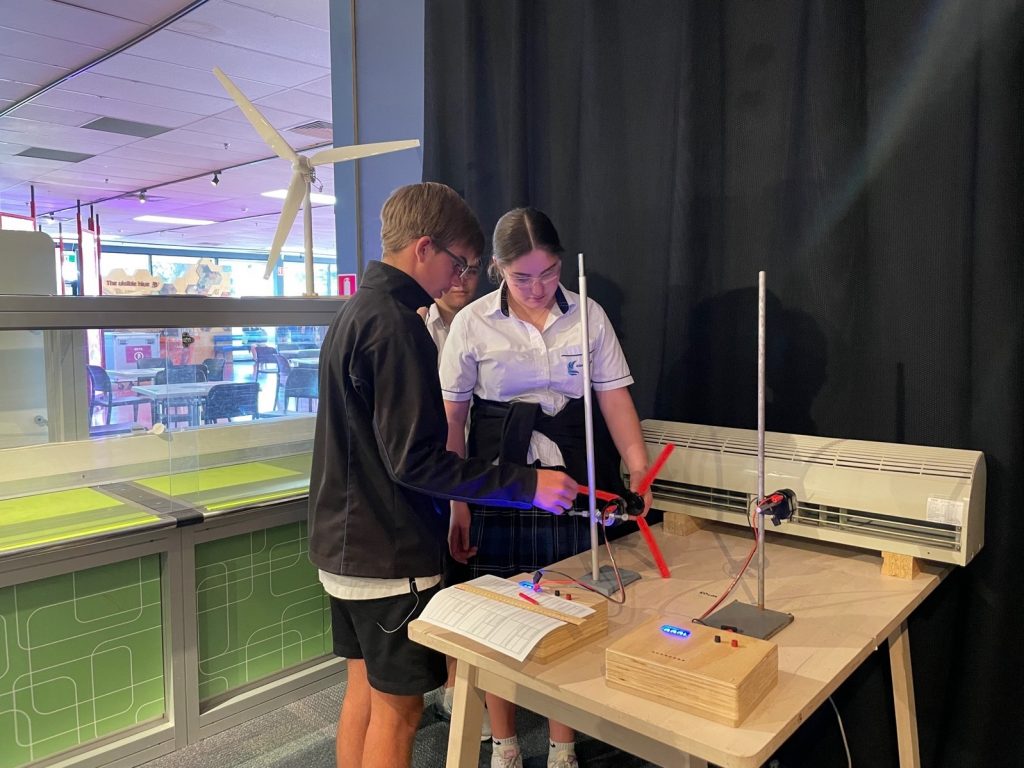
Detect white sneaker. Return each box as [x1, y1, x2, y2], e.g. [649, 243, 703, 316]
[547, 753, 579, 768]
[491, 744, 523, 768]
[436, 686, 493, 742]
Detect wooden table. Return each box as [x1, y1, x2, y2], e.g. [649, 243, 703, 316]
[409, 522, 945, 768]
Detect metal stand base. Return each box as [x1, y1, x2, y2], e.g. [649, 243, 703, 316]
[697, 600, 794, 640]
[579, 564, 641, 597]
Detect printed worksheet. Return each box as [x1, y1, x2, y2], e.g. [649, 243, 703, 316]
[417, 575, 591, 661]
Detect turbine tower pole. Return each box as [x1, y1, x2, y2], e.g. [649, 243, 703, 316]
[303, 181, 315, 296]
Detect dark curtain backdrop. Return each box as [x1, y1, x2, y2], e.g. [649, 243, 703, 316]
[424, 1, 1023, 766]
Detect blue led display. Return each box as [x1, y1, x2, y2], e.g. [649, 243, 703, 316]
[660, 624, 692, 638]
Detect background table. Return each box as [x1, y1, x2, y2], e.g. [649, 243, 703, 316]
[134, 381, 221, 426]
[410, 522, 944, 768]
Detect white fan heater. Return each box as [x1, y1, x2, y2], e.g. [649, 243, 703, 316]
[643, 419, 985, 566]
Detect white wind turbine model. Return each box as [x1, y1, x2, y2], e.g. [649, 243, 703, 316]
[213, 66, 419, 295]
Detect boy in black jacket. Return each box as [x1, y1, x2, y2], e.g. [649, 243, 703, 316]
[309, 182, 577, 768]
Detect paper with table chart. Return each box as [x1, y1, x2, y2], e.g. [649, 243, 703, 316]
[417, 574, 595, 662]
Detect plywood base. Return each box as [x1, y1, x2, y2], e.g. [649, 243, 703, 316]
[606, 618, 777, 726]
[530, 583, 608, 663]
[882, 552, 920, 579]
[663, 510, 706, 537]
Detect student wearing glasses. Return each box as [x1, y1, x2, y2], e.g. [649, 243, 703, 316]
[438, 207, 652, 768]
[309, 187, 578, 768]
[420, 247, 482, 361]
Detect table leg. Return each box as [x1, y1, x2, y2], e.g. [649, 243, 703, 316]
[447, 660, 485, 768]
[888, 620, 920, 767]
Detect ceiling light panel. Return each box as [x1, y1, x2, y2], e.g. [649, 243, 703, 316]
[262, 189, 336, 205]
[134, 215, 215, 226]
[82, 117, 173, 138]
[15, 147, 95, 163]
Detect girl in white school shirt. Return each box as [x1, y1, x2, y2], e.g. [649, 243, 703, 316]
[438, 208, 652, 768]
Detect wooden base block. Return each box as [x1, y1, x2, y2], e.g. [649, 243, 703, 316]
[606, 618, 777, 726]
[531, 585, 608, 663]
[663, 510, 705, 537]
[882, 552, 920, 579]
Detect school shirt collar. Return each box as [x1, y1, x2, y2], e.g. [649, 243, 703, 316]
[488, 282, 573, 319]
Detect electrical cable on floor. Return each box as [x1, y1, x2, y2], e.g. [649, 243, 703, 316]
[828, 696, 852, 768]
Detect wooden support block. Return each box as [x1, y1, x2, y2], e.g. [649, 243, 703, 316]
[663, 510, 705, 537]
[606, 618, 777, 726]
[882, 552, 920, 579]
[531, 586, 607, 663]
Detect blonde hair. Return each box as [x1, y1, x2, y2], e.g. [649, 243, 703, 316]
[380, 182, 484, 257]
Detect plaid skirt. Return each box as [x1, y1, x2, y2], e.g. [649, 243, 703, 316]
[467, 504, 592, 579]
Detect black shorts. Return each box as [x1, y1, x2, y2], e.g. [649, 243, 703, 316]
[329, 582, 446, 696]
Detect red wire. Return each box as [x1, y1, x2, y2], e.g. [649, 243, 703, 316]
[697, 500, 759, 620]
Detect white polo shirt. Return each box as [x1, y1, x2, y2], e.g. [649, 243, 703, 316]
[423, 302, 449, 362]
[439, 284, 633, 467]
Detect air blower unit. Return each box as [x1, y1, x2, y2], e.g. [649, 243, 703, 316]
[642, 420, 985, 566]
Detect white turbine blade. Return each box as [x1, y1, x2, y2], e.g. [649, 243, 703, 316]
[309, 139, 420, 167]
[265, 171, 305, 279]
[213, 66, 299, 164]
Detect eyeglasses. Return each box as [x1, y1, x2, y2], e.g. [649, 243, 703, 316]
[506, 261, 561, 289]
[434, 241, 480, 281]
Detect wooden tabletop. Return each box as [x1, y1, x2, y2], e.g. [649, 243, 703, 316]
[409, 521, 946, 767]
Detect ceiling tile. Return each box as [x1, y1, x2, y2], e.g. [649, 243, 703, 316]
[0, 0, 146, 47]
[170, 2, 330, 68]
[0, 79, 37, 102]
[9, 102, 102, 127]
[62, 71, 234, 115]
[90, 54, 281, 100]
[0, 118, 134, 152]
[254, 89, 331, 122]
[224, 0, 330, 30]
[0, 26, 104, 69]
[56, 0, 201, 26]
[128, 30, 329, 87]
[32, 88, 201, 128]
[296, 75, 332, 98]
[0, 56, 70, 87]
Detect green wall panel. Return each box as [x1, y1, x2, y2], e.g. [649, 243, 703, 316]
[196, 522, 331, 703]
[0, 556, 165, 768]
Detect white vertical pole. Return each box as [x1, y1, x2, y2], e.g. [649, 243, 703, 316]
[578, 253, 599, 580]
[303, 184, 316, 296]
[757, 271, 767, 608]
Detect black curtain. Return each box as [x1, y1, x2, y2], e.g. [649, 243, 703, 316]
[424, 1, 1024, 766]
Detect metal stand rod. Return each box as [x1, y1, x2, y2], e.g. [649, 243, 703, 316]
[757, 270, 766, 608]
[578, 253, 599, 581]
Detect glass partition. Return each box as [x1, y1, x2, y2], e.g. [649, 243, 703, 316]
[0, 295, 343, 555]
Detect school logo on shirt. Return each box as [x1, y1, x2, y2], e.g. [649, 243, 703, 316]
[567, 359, 580, 376]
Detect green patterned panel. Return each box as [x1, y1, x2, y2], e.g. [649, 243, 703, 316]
[195, 522, 331, 703]
[0, 556, 165, 768]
